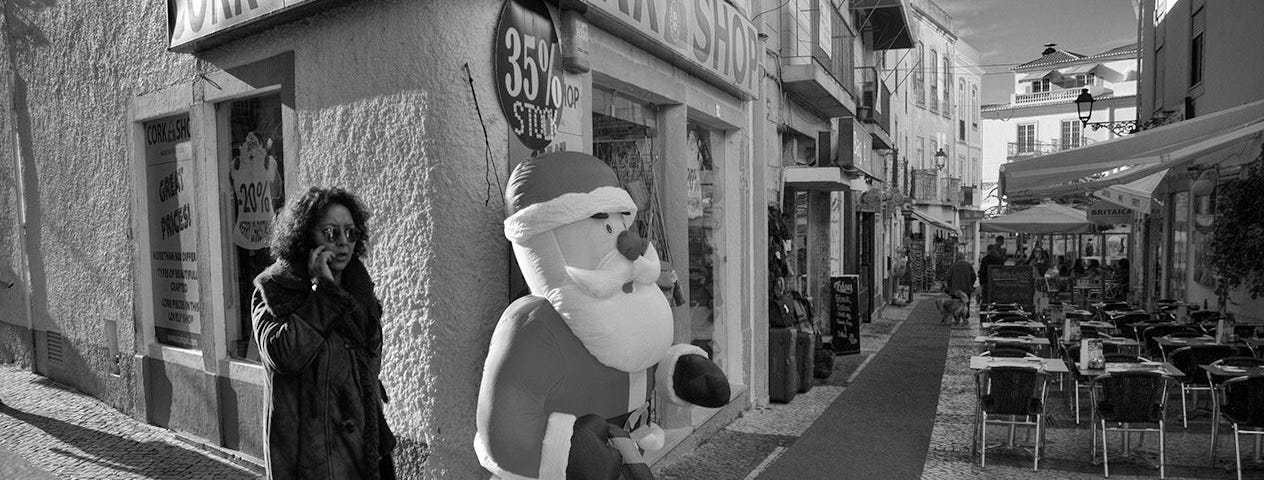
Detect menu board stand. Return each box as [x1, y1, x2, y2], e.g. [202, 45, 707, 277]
[831, 275, 861, 355]
[986, 265, 1037, 312]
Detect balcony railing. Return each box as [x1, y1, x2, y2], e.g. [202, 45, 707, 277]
[1012, 89, 1082, 105]
[912, 169, 939, 202]
[1007, 138, 1098, 159]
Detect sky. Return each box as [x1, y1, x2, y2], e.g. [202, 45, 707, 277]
[934, 0, 1140, 105]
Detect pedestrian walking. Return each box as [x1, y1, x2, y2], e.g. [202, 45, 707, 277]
[252, 186, 396, 480]
[946, 252, 977, 325]
[978, 245, 1003, 304]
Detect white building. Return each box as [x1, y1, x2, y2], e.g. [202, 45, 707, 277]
[982, 43, 1139, 209]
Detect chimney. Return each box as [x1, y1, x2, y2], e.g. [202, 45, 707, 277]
[1042, 43, 1058, 55]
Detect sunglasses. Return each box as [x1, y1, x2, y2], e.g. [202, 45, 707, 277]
[318, 225, 361, 243]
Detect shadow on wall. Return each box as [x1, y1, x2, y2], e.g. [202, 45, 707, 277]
[0, 386, 253, 479]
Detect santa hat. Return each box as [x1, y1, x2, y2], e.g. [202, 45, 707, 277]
[504, 152, 637, 243]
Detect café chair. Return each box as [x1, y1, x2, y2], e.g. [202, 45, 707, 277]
[1207, 358, 1264, 460]
[1140, 326, 1200, 360]
[993, 325, 1039, 338]
[1213, 375, 1264, 480]
[992, 312, 1031, 323]
[1100, 301, 1132, 312]
[1169, 345, 1240, 428]
[1091, 371, 1170, 479]
[977, 366, 1048, 471]
[986, 303, 1024, 312]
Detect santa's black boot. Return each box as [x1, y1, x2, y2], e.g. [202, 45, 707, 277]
[673, 354, 731, 408]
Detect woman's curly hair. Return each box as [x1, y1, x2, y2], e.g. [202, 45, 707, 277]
[269, 186, 371, 267]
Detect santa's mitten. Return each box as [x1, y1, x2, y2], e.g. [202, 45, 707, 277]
[607, 424, 655, 480]
[658, 344, 731, 408]
[566, 414, 621, 480]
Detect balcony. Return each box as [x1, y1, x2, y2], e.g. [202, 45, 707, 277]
[1007, 138, 1098, 159]
[782, 56, 856, 118]
[860, 67, 893, 146]
[852, 0, 916, 50]
[942, 177, 961, 204]
[1013, 89, 1081, 105]
[911, 169, 939, 203]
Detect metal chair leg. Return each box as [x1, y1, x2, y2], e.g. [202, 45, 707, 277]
[1182, 385, 1189, 428]
[981, 413, 987, 468]
[1159, 419, 1166, 480]
[1235, 424, 1243, 480]
[1034, 414, 1041, 471]
[1102, 419, 1110, 477]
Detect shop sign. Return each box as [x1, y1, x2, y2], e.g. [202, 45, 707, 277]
[167, 0, 332, 51]
[586, 0, 759, 97]
[959, 209, 985, 221]
[495, 0, 567, 151]
[1087, 200, 1133, 225]
[144, 114, 202, 349]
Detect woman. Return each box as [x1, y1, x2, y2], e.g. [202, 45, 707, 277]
[252, 187, 395, 480]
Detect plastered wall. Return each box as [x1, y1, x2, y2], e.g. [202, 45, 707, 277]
[5, 0, 514, 477]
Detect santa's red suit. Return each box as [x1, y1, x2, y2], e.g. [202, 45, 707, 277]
[474, 153, 728, 480]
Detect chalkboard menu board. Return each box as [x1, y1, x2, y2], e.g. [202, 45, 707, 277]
[987, 265, 1037, 312]
[831, 275, 861, 355]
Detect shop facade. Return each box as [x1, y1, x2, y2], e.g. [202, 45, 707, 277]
[1, 0, 763, 477]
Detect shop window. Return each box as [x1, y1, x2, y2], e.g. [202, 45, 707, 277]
[686, 123, 723, 364]
[590, 87, 665, 257]
[143, 113, 201, 349]
[202, 53, 296, 362]
[221, 94, 286, 360]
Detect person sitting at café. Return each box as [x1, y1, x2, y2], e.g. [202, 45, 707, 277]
[1027, 245, 1051, 276]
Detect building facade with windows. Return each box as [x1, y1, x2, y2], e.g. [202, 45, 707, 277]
[888, 0, 982, 286]
[1135, 0, 1264, 319]
[0, 0, 767, 477]
[981, 43, 1140, 205]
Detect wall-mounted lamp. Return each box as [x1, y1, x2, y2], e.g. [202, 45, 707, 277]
[934, 148, 947, 171]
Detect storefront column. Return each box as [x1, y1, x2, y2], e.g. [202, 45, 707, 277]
[658, 104, 691, 346]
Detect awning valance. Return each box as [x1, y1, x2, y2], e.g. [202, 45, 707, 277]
[783, 167, 847, 191]
[1093, 169, 1167, 212]
[911, 209, 960, 234]
[1001, 98, 1264, 199]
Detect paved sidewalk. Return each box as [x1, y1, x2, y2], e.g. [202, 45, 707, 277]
[0, 365, 262, 480]
[653, 295, 925, 479]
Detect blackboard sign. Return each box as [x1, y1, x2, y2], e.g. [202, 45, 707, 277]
[831, 275, 861, 355]
[987, 265, 1037, 312]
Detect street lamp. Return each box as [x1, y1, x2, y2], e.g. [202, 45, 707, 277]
[934, 148, 948, 171]
[1075, 88, 1095, 127]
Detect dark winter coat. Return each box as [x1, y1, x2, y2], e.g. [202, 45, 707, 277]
[252, 257, 395, 480]
[947, 260, 977, 297]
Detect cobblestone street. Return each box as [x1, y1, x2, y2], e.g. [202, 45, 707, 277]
[0, 366, 262, 480]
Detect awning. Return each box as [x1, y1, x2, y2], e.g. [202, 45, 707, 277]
[1059, 63, 1099, 75]
[1001, 98, 1264, 199]
[980, 202, 1094, 234]
[1018, 70, 1058, 82]
[783, 167, 847, 191]
[1093, 169, 1167, 212]
[911, 209, 960, 234]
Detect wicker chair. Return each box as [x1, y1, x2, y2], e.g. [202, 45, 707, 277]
[1091, 371, 1170, 478]
[977, 366, 1048, 471]
[1214, 375, 1264, 480]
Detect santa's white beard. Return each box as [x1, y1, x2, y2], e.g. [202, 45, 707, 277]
[545, 251, 673, 373]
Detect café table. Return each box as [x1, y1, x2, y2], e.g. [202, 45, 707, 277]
[978, 310, 1030, 323]
[980, 320, 1047, 332]
[1154, 335, 1249, 361]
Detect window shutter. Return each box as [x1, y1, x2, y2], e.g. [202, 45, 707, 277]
[1191, 7, 1205, 36]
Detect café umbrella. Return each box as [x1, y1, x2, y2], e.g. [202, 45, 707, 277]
[980, 202, 1094, 234]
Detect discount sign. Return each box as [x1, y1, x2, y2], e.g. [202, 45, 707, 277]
[495, 0, 566, 151]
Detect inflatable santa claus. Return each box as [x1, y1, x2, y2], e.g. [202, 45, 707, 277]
[475, 152, 731, 479]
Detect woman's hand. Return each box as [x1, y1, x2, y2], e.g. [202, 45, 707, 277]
[308, 245, 335, 285]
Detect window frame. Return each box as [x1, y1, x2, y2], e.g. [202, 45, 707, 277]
[198, 53, 298, 366]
